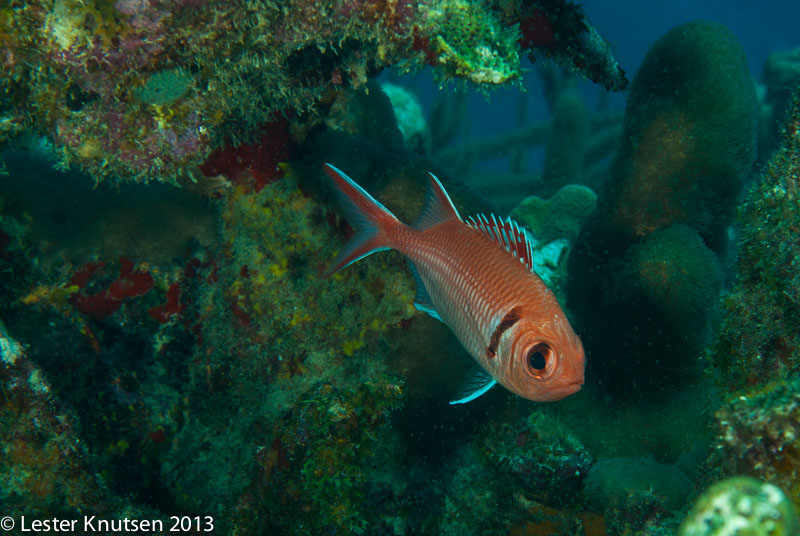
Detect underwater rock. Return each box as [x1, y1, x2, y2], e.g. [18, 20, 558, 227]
[567, 20, 758, 398]
[679, 477, 798, 536]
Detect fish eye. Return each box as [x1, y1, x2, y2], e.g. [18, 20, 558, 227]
[527, 343, 550, 375]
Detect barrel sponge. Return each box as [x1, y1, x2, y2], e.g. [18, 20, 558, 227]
[679, 477, 798, 536]
[608, 20, 757, 253]
[511, 184, 597, 244]
[613, 224, 722, 326]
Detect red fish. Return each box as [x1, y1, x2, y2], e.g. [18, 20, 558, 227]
[323, 164, 585, 404]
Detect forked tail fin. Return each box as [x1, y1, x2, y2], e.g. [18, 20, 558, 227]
[322, 163, 403, 277]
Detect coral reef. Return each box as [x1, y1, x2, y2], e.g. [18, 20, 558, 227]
[679, 476, 798, 536]
[567, 20, 758, 398]
[0, 0, 625, 185]
[430, 74, 623, 213]
[10, 7, 800, 533]
[156, 168, 417, 533]
[483, 410, 592, 508]
[0, 320, 162, 521]
[709, 93, 800, 391]
[708, 377, 800, 513]
[438, 431, 600, 536]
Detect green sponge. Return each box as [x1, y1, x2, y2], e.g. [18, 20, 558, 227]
[613, 224, 722, 332]
[608, 20, 757, 254]
[511, 184, 597, 244]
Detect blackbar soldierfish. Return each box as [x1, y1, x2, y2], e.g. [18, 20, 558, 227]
[322, 164, 585, 404]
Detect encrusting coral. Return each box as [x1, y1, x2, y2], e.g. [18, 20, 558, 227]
[709, 93, 800, 391]
[0, 0, 625, 185]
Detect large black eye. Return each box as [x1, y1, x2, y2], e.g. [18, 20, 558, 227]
[528, 344, 549, 371]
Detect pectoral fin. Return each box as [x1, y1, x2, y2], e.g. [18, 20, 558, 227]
[408, 261, 443, 322]
[450, 366, 497, 405]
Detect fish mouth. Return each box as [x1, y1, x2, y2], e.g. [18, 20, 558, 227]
[566, 381, 583, 394]
[560, 380, 583, 397]
[542, 380, 582, 402]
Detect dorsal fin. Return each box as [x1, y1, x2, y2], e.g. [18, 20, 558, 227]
[414, 172, 461, 230]
[466, 214, 535, 271]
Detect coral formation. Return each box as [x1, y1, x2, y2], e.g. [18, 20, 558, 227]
[510, 183, 597, 245]
[709, 377, 800, 512]
[0, 320, 162, 520]
[709, 94, 800, 391]
[381, 82, 429, 152]
[483, 410, 592, 507]
[679, 477, 798, 536]
[567, 21, 758, 397]
[606, 20, 757, 253]
[0, 0, 625, 185]
[611, 224, 722, 339]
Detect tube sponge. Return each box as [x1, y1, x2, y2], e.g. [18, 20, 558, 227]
[612, 224, 722, 335]
[566, 21, 757, 398]
[607, 20, 757, 254]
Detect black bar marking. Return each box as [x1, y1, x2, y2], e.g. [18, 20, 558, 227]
[486, 306, 522, 358]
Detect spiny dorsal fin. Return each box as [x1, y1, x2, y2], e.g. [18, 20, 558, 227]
[466, 214, 535, 272]
[414, 172, 461, 230]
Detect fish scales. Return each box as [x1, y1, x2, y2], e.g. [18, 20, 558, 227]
[400, 224, 532, 366]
